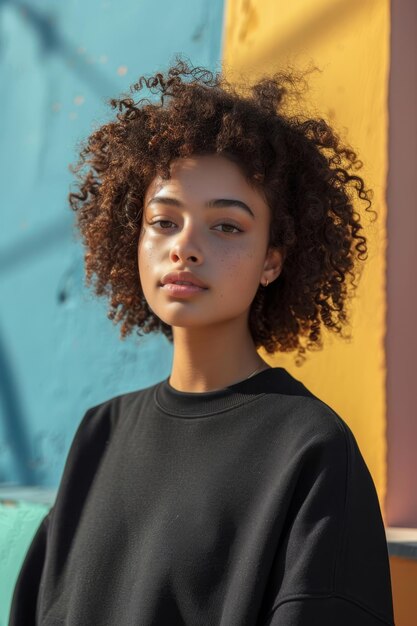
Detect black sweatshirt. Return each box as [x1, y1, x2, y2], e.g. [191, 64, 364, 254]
[8, 367, 395, 625]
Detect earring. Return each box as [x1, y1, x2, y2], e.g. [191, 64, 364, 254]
[263, 279, 269, 287]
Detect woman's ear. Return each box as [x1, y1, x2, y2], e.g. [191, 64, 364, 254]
[262, 246, 285, 286]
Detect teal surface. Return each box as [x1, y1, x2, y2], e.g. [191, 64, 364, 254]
[0, 0, 225, 490]
[1, 495, 52, 626]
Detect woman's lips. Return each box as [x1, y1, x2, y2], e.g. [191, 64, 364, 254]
[160, 283, 208, 297]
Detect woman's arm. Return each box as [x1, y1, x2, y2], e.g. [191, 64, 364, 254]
[264, 594, 394, 625]
[260, 415, 395, 626]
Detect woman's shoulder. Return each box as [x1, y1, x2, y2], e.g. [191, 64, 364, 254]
[68, 380, 161, 450]
[259, 367, 356, 446]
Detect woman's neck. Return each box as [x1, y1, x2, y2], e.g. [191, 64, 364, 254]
[169, 318, 270, 393]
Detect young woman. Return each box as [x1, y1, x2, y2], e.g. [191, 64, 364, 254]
[9, 58, 394, 625]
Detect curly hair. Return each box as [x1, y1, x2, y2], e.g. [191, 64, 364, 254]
[68, 55, 374, 366]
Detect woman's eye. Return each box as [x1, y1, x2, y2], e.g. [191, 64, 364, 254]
[150, 220, 176, 229]
[149, 220, 242, 234]
[213, 223, 242, 234]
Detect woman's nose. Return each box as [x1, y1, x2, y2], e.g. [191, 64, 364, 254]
[169, 224, 203, 264]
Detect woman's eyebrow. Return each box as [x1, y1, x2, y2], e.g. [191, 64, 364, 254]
[146, 196, 255, 219]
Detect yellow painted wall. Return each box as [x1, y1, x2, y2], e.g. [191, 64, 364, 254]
[222, 0, 390, 517]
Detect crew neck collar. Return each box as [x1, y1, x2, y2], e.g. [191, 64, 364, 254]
[153, 367, 291, 418]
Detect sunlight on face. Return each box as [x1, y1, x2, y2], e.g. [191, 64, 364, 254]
[137, 154, 276, 331]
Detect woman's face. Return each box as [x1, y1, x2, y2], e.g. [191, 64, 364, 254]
[138, 154, 282, 331]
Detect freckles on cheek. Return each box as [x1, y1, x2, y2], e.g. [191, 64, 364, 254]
[138, 238, 155, 262]
[138, 239, 156, 283]
[223, 249, 253, 276]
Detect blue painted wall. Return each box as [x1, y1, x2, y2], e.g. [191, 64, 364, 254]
[0, 0, 226, 489]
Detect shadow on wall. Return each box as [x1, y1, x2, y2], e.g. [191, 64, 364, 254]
[0, 330, 36, 485]
[0, 0, 119, 96]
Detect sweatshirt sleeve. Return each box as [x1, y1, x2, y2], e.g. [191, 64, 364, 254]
[7, 403, 107, 626]
[8, 507, 53, 626]
[261, 414, 395, 626]
[264, 595, 394, 625]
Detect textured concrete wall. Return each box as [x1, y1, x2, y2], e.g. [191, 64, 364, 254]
[223, 0, 390, 516]
[0, 0, 225, 490]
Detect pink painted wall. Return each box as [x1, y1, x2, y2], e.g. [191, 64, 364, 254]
[386, 0, 417, 527]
